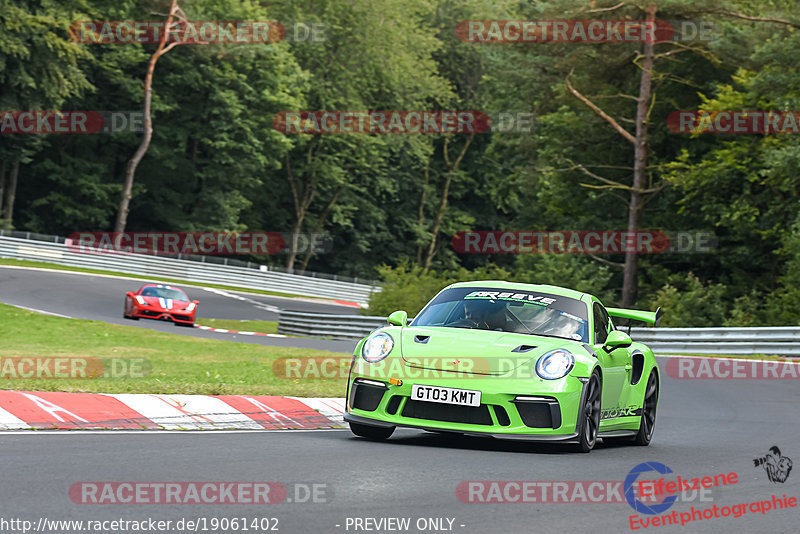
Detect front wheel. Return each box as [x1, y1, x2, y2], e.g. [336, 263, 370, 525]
[633, 371, 659, 446]
[123, 300, 139, 320]
[575, 372, 601, 453]
[349, 421, 394, 441]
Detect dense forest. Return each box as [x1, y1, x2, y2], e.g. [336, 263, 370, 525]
[1, 0, 799, 325]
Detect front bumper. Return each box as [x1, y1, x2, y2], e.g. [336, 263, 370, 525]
[345, 372, 588, 440]
[133, 307, 195, 324]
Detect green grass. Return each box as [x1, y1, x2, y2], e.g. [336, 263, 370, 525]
[0, 303, 350, 396]
[195, 318, 278, 334]
[0, 258, 339, 302]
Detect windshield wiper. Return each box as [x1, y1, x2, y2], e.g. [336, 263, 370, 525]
[525, 332, 581, 342]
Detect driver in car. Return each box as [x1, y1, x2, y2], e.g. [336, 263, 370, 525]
[463, 299, 507, 331]
[543, 312, 584, 341]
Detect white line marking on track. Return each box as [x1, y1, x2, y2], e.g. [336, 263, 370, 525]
[7, 304, 72, 318]
[202, 287, 280, 313]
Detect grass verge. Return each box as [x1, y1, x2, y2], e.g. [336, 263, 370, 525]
[0, 303, 349, 396]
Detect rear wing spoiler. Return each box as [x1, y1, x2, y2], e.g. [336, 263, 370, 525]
[607, 306, 663, 327]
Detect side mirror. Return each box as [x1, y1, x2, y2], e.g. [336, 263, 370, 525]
[192, 300, 199, 305]
[603, 330, 632, 352]
[387, 310, 408, 327]
[125, 291, 134, 297]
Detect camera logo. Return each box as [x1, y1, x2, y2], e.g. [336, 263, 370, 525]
[753, 446, 793, 484]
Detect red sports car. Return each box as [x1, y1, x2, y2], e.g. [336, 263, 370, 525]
[123, 284, 198, 326]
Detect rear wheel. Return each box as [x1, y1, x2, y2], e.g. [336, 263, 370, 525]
[349, 421, 394, 441]
[575, 372, 601, 453]
[633, 371, 659, 446]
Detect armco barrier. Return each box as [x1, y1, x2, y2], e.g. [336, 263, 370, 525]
[0, 233, 378, 305]
[278, 310, 387, 339]
[277, 311, 800, 355]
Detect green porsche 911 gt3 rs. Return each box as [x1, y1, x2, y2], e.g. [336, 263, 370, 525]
[344, 281, 663, 452]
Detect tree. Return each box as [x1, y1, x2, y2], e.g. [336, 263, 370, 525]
[0, 0, 93, 229]
[114, 0, 186, 232]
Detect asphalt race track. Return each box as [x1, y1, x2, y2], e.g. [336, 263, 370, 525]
[1, 265, 798, 533]
[0, 266, 358, 352]
[1, 370, 798, 533]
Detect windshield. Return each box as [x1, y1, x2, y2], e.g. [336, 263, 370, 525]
[411, 286, 589, 342]
[140, 286, 189, 301]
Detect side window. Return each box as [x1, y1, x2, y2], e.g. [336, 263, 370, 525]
[593, 302, 610, 344]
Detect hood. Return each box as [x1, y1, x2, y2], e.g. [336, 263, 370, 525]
[399, 326, 571, 375]
[141, 296, 188, 310]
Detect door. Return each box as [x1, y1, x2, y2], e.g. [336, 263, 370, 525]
[592, 301, 628, 411]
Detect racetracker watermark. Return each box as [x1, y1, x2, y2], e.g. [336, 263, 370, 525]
[667, 111, 800, 134]
[665, 357, 800, 379]
[69, 482, 330, 504]
[0, 358, 150, 379]
[275, 356, 508, 380]
[273, 111, 492, 134]
[70, 21, 284, 44]
[1, 111, 143, 134]
[276, 356, 609, 380]
[456, 20, 715, 43]
[456, 479, 713, 504]
[451, 231, 716, 254]
[67, 232, 333, 256]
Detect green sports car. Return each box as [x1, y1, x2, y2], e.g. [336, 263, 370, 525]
[344, 281, 662, 452]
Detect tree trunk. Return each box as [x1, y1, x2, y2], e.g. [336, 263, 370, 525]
[285, 146, 315, 272]
[114, 0, 181, 232]
[0, 159, 7, 220]
[415, 154, 431, 266]
[286, 218, 305, 272]
[422, 133, 474, 271]
[622, 4, 656, 307]
[299, 186, 341, 271]
[2, 160, 19, 229]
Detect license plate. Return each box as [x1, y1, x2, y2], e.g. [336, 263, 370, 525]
[411, 384, 481, 407]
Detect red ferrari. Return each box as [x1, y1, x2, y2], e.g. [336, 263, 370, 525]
[123, 284, 198, 326]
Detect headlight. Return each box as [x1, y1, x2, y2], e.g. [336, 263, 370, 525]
[535, 349, 575, 380]
[135, 296, 146, 305]
[361, 332, 394, 363]
[185, 302, 196, 312]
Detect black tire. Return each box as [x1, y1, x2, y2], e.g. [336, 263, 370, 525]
[633, 370, 659, 446]
[349, 421, 395, 441]
[575, 371, 601, 453]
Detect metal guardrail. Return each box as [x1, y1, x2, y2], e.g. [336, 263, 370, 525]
[0, 234, 379, 305]
[278, 311, 388, 339]
[277, 312, 800, 355]
[629, 327, 800, 356]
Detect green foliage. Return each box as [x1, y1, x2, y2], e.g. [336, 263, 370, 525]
[367, 262, 511, 316]
[513, 255, 615, 305]
[648, 273, 728, 327]
[4, 0, 800, 326]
